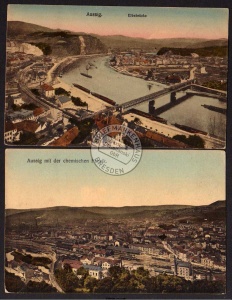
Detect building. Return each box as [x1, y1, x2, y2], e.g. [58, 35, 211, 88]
[49, 126, 79, 146]
[7, 109, 35, 123]
[62, 259, 83, 274]
[93, 257, 122, 270]
[83, 264, 103, 280]
[201, 257, 214, 268]
[172, 258, 194, 281]
[5, 121, 18, 143]
[10, 93, 24, 106]
[33, 107, 46, 120]
[41, 83, 55, 98]
[56, 95, 72, 108]
[50, 107, 63, 123]
[14, 120, 47, 134]
[80, 256, 93, 265]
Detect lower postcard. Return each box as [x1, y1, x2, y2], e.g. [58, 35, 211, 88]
[5, 149, 226, 295]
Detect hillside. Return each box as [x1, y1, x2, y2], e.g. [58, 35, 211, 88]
[7, 21, 56, 37]
[5, 207, 106, 228]
[7, 21, 107, 56]
[94, 35, 228, 51]
[157, 46, 228, 57]
[5, 201, 225, 228]
[7, 21, 228, 56]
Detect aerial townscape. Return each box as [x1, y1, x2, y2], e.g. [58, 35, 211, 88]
[5, 201, 226, 293]
[5, 19, 227, 148]
[4, 6, 227, 295]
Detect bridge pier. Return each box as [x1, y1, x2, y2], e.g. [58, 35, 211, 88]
[170, 92, 176, 103]
[149, 99, 156, 115]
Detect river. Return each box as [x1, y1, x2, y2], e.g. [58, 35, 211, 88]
[62, 56, 226, 140]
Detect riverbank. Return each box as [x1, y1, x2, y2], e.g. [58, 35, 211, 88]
[47, 56, 80, 84]
[110, 65, 167, 88]
[53, 78, 111, 112]
[47, 54, 108, 85]
[124, 112, 225, 149]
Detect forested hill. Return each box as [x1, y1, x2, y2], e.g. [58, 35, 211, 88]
[157, 46, 228, 57]
[5, 200, 225, 228]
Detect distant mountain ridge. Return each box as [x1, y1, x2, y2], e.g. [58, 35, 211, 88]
[7, 21, 228, 55]
[5, 200, 225, 228]
[93, 34, 228, 50]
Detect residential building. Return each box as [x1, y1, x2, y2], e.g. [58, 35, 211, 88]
[172, 258, 194, 281]
[7, 109, 35, 123]
[41, 83, 55, 98]
[5, 121, 18, 143]
[49, 126, 79, 146]
[83, 264, 103, 280]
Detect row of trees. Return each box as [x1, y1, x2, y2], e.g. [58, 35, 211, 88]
[55, 265, 225, 294]
[173, 134, 205, 148]
[71, 96, 87, 107]
[202, 80, 227, 91]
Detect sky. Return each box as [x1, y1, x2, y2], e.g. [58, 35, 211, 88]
[7, 5, 228, 39]
[5, 149, 225, 209]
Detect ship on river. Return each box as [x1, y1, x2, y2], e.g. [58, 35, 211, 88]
[201, 104, 226, 115]
[81, 64, 92, 78]
[80, 72, 92, 78]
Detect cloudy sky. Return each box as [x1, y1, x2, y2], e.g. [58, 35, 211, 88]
[5, 149, 225, 209]
[7, 5, 228, 39]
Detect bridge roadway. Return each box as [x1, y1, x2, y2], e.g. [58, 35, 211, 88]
[119, 81, 227, 110]
[120, 79, 194, 110]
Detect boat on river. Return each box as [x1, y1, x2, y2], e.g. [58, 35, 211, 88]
[80, 73, 92, 78]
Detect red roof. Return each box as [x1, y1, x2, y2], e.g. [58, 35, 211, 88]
[62, 259, 83, 270]
[33, 107, 44, 117]
[94, 257, 120, 265]
[49, 127, 79, 146]
[5, 121, 16, 132]
[41, 83, 54, 91]
[95, 116, 122, 138]
[14, 120, 40, 133]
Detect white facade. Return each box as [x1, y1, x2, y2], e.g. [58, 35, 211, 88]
[5, 128, 18, 143]
[50, 108, 63, 122]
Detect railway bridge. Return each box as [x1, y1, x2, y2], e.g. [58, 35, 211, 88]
[117, 80, 227, 115]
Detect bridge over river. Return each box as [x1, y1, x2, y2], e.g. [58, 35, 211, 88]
[118, 79, 227, 115]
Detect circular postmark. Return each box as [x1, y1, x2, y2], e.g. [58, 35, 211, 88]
[91, 124, 142, 176]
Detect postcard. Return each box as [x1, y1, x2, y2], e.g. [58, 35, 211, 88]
[4, 5, 228, 149]
[5, 149, 226, 294]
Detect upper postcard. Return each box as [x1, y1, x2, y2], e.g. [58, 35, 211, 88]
[5, 6, 228, 149]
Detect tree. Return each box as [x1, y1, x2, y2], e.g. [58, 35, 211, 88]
[24, 280, 57, 293]
[84, 276, 98, 292]
[93, 277, 114, 293]
[134, 267, 150, 279]
[108, 266, 123, 280]
[55, 87, 69, 96]
[187, 135, 205, 148]
[76, 266, 89, 277]
[173, 134, 205, 149]
[64, 272, 79, 292]
[5, 271, 26, 292]
[71, 96, 87, 107]
[63, 263, 72, 273]
[55, 268, 79, 292]
[134, 117, 142, 125]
